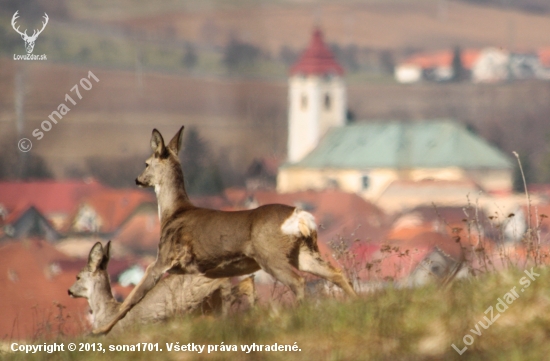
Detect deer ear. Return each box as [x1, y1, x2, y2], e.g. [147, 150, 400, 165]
[104, 241, 111, 259]
[88, 242, 104, 270]
[99, 241, 111, 270]
[151, 129, 166, 156]
[167, 126, 184, 155]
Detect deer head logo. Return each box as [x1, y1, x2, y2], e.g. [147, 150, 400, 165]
[11, 11, 49, 54]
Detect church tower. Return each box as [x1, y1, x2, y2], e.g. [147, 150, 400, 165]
[287, 28, 346, 163]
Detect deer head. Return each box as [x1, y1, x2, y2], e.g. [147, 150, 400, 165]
[68, 241, 112, 300]
[11, 11, 49, 54]
[135, 126, 185, 189]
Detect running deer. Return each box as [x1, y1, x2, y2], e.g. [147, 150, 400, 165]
[93, 126, 356, 335]
[69, 241, 256, 334]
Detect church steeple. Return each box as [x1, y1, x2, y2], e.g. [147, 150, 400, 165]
[290, 29, 344, 76]
[287, 28, 346, 163]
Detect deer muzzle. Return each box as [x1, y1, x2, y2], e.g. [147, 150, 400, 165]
[135, 178, 147, 187]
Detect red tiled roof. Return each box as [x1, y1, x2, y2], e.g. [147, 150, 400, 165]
[402, 49, 481, 70]
[389, 205, 488, 239]
[523, 203, 550, 232]
[290, 28, 344, 76]
[253, 189, 387, 246]
[190, 195, 233, 210]
[0, 240, 88, 340]
[111, 282, 133, 301]
[350, 231, 468, 282]
[315, 239, 340, 269]
[114, 211, 160, 255]
[0, 179, 106, 217]
[2, 202, 34, 225]
[398, 231, 463, 260]
[539, 48, 550, 68]
[387, 225, 434, 241]
[223, 188, 250, 206]
[73, 189, 155, 233]
[528, 184, 550, 199]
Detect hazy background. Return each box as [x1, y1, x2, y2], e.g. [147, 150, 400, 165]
[1, 0, 550, 194]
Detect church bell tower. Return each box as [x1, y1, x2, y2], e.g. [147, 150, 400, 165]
[287, 28, 346, 163]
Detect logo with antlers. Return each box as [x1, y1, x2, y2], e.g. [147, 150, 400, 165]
[11, 11, 49, 54]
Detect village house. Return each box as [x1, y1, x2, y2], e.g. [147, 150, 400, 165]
[395, 47, 550, 84]
[0, 204, 60, 243]
[70, 188, 154, 235]
[0, 179, 162, 258]
[0, 179, 106, 233]
[395, 48, 480, 83]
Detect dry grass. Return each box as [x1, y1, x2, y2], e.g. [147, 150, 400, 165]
[3, 266, 550, 360]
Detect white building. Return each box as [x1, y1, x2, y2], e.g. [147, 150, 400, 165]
[287, 29, 346, 163]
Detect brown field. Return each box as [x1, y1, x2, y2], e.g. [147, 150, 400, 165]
[0, 59, 288, 177]
[1, 57, 550, 179]
[112, 1, 550, 54]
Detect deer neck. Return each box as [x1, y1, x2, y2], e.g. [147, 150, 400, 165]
[155, 168, 193, 223]
[89, 279, 119, 329]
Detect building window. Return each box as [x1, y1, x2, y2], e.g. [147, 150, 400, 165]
[324, 93, 331, 110]
[301, 94, 308, 110]
[361, 175, 370, 190]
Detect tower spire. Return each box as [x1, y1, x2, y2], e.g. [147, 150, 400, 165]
[290, 28, 344, 76]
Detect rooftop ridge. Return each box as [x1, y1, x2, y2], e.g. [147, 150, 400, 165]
[284, 119, 512, 170]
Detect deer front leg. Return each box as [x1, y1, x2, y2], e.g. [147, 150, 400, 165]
[92, 261, 167, 335]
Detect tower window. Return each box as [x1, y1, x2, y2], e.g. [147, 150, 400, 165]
[361, 175, 370, 190]
[324, 93, 331, 110]
[301, 94, 308, 110]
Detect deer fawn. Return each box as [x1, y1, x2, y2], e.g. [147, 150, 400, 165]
[69, 241, 256, 334]
[93, 126, 356, 335]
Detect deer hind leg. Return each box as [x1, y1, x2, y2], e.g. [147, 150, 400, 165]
[234, 275, 257, 308]
[258, 256, 305, 301]
[297, 246, 357, 298]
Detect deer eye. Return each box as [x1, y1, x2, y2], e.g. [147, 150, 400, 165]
[145, 163, 149, 168]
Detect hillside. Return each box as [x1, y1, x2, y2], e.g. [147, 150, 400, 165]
[76, 1, 550, 53]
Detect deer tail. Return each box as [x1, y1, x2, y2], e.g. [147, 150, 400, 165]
[281, 208, 319, 251]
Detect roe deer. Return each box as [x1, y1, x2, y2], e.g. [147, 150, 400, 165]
[93, 126, 356, 335]
[69, 241, 256, 334]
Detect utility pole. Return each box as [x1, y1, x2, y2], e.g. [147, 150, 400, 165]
[438, 0, 448, 22]
[15, 63, 27, 178]
[15, 64, 25, 138]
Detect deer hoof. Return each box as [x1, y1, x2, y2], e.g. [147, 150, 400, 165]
[91, 328, 108, 337]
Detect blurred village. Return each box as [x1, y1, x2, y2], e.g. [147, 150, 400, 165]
[1, 0, 550, 341]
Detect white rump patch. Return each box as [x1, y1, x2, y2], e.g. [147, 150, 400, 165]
[281, 208, 317, 237]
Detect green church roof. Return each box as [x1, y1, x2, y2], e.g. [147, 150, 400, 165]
[285, 120, 513, 170]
